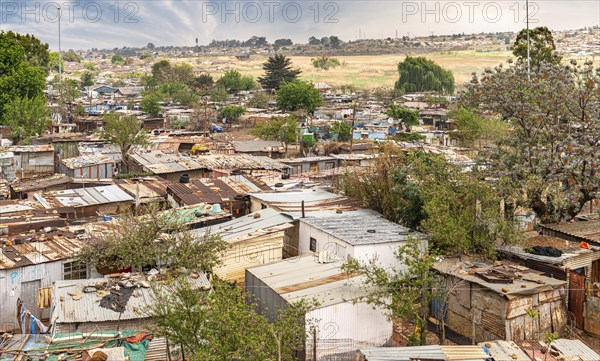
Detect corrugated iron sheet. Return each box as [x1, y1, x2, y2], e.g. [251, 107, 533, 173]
[361, 345, 489, 361]
[0, 234, 82, 270]
[480, 340, 531, 361]
[53, 273, 210, 324]
[552, 339, 600, 361]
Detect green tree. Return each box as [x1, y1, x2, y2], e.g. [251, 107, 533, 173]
[1, 96, 50, 143]
[100, 112, 149, 170]
[83, 62, 97, 71]
[151, 60, 171, 83]
[159, 82, 197, 106]
[448, 106, 508, 148]
[78, 206, 226, 272]
[62, 51, 82, 62]
[247, 92, 270, 109]
[217, 70, 257, 93]
[139, 52, 153, 60]
[276, 80, 323, 116]
[330, 121, 352, 141]
[385, 104, 420, 131]
[251, 116, 299, 154]
[513, 26, 562, 68]
[220, 105, 246, 122]
[141, 91, 163, 115]
[48, 52, 63, 72]
[464, 60, 600, 223]
[111, 54, 124, 64]
[311, 55, 341, 70]
[210, 85, 229, 102]
[342, 236, 444, 346]
[258, 54, 301, 91]
[4, 31, 50, 70]
[395, 56, 455, 94]
[148, 277, 312, 361]
[80, 71, 95, 88]
[193, 73, 214, 92]
[0, 33, 46, 116]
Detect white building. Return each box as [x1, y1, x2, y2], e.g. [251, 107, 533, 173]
[246, 254, 392, 361]
[297, 210, 425, 270]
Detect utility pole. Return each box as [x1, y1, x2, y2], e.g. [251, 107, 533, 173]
[58, 6, 62, 85]
[526, 0, 531, 81]
[350, 103, 356, 154]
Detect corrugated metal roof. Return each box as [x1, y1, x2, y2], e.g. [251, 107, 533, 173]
[247, 254, 370, 307]
[361, 345, 489, 361]
[53, 273, 210, 323]
[8, 144, 54, 153]
[552, 339, 600, 361]
[249, 189, 362, 213]
[0, 233, 82, 270]
[300, 211, 423, 246]
[542, 221, 600, 245]
[479, 340, 531, 361]
[231, 140, 284, 153]
[61, 154, 115, 169]
[433, 259, 567, 298]
[39, 185, 134, 208]
[203, 208, 294, 242]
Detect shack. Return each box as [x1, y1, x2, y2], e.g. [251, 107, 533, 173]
[59, 154, 116, 179]
[433, 258, 567, 343]
[230, 140, 286, 159]
[0, 228, 89, 333]
[9, 145, 55, 179]
[246, 254, 392, 361]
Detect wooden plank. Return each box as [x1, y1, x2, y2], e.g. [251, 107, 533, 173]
[568, 270, 586, 328]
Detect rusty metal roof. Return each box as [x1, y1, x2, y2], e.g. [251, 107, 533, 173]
[8, 144, 54, 153]
[167, 175, 270, 206]
[61, 154, 115, 169]
[52, 272, 210, 323]
[541, 221, 600, 245]
[0, 231, 82, 270]
[10, 174, 71, 193]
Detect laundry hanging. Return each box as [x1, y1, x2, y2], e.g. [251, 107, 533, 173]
[16, 298, 49, 334]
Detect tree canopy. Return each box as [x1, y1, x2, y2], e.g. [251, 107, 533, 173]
[330, 121, 352, 141]
[3, 31, 50, 71]
[463, 60, 600, 223]
[250, 116, 299, 153]
[275, 80, 323, 115]
[1, 96, 50, 143]
[216, 70, 257, 93]
[0, 32, 47, 135]
[512, 26, 562, 68]
[258, 54, 301, 91]
[100, 113, 149, 167]
[395, 56, 455, 94]
[384, 104, 420, 130]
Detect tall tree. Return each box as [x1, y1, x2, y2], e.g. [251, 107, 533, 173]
[78, 206, 226, 272]
[512, 26, 562, 68]
[220, 105, 246, 123]
[275, 80, 323, 116]
[258, 54, 301, 91]
[342, 236, 444, 346]
[385, 104, 420, 131]
[1, 96, 50, 143]
[395, 56, 455, 94]
[148, 277, 312, 361]
[3, 31, 50, 70]
[251, 116, 299, 155]
[330, 121, 352, 141]
[100, 112, 149, 170]
[141, 91, 163, 115]
[464, 60, 600, 223]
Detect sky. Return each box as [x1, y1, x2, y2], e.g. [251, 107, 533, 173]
[0, 0, 598, 50]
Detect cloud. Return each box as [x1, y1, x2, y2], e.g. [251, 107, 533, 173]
[1, 0, 598, 49]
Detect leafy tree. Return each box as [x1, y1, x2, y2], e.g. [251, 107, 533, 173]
[148, 277, 312, 361]
[220, 105, 245, 122]
[111, 54, 124, 64]
[0, 32, 46, 116]
[210, 86, 229, 102]
[1, 96, 50, 143]
[100, 112, 149, 169]
[258, 54, 301, 91]
[342, 236, 444, 346]
[247, 92, 270, 109]
[448, 106, 508, 148]
[146, 42, 155, 49]
[385, 104, 419, 131]
[276, 80, 323, 116]
[80, 71, 95, 88]
[78, 206, 226, 272]
[251, 116, 299, 154]
[328, 35, 342, 48]
[193, 73, 214, 91]
[330, 121, 352, 141]
[139, 52, 152, 60]
[395, 56, 455, 94]
[151, 60, 171, 82]
[311, 56, 341, 70]
[62, 51, 82, 62]
[308, 36, 321, 45]
[3, 31, 50, 70]
[159, 82, 197, 106]
[464, 60, 600, 223]
[48, 52, 63, 72]
[169, 63, 195, 86]
[274, 38, 293, 47]
[83, 62, 97, 71]
[216, 70, 257, 93]
[513, 26, 562, 68]
[141, 91, 163, 115]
